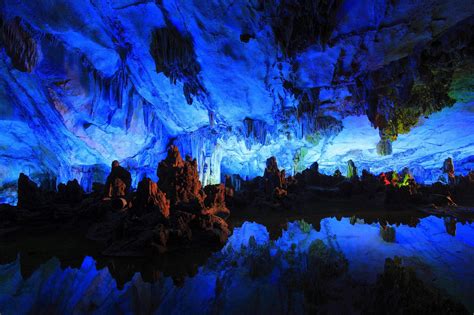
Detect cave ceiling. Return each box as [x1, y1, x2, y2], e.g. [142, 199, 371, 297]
[0, 0, 473, 202]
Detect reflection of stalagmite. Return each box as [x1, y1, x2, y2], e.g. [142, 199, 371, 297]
[444, 217, 457, 236]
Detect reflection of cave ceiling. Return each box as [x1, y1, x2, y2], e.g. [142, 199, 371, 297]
[0, 0, 473, 202]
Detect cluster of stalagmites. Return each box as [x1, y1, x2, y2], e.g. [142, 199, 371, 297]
[233, 155, 474, 212]
[0, 146, 230, 256]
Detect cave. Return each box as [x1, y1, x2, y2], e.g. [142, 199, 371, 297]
[0, 1, 474, 314]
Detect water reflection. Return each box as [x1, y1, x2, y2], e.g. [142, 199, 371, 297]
[1, 214, 473, 313]
[444, 216, 457, 236]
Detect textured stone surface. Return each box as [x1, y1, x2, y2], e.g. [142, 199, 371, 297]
[157, 145, 205, 212]
[134, 177, 170, 218]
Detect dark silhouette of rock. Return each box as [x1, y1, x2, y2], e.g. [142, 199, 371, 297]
[134, 177, 170, 218]
[224, 175, 235, 199]
[444, 217, 457, 236]
[17, 173, 43, 210]
[191, 214, 230, 246]
[380, 225, 396, 242]
[333, 169, 342, 178]
[273, 186, 288, 199]
[302, 161, 320, 185]
[263, 156, 286, 194]
[104, 160, 132, 198]
[56, 179, 84, 204]
[150, 25, 205, 105]
[308, 161, 318, 173]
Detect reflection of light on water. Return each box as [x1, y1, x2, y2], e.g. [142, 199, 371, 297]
[0, 215, 473, 313]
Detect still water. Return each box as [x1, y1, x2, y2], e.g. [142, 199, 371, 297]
[1, 214, 473, 314]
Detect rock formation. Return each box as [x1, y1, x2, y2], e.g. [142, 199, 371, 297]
[263, 156, 287, 195]
[0, 16, 39, 72]
[365, 257, 468, 314]
[134, 177, 170, 218]
[149, 25, 205, 105]
[17, 173, 43, 210]
[443, 157, 456, 184]
[157, 145, 206, 213]
[203, 184, 229, 216]
[346, 160, 357, 180]
[104, 161, 132, 199]
[56, 179, 84, 204]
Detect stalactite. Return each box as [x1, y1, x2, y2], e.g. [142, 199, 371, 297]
[172, 127, 227, 186]
[242, 118, 269, 150]
[0, 16, 39, 72]
[266, 0, 344, 56]
[354, 17, 474, 155]
[150, 25, 206, 105]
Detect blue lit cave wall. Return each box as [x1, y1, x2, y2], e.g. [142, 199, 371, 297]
[1, 0, 474, 204]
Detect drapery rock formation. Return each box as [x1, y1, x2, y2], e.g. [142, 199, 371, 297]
[0, 16, 39, 72]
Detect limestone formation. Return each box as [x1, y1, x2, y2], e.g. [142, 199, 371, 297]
[135, 177, 170, 218]
[17, 173, 43, 210]
[346, 160, 358, 180]
[149, 25, 205, 105]
[263, 156, 286, 194]
[365, 257, 469, 314]
[157, 145, 206, 213]
[443, 157, 455, 184]
[224, 175, 235, 199]
[104, 161, 132, 199]
[0, 16, 39, 72]
[203, 184, 229, 216]
[56, 179, 84, 204]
